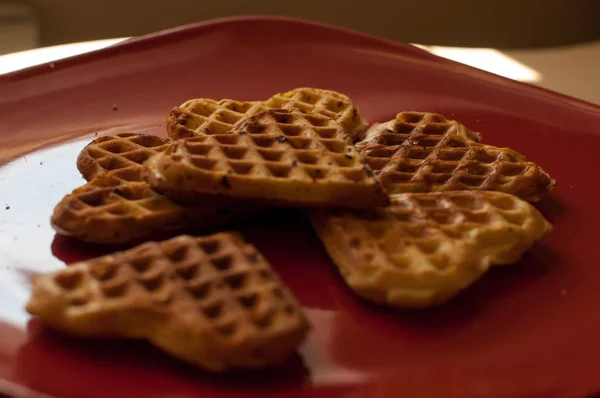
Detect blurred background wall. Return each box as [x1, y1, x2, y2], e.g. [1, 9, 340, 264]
[1, 0, 600, 55]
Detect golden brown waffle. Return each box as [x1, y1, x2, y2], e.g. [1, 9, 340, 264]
[358, 112, 555, 201]
[51, 174, 255, 244]
[55, 133, 259, 244]
[167, 98, 268, 140]
[26, 233, 310, 371]
[77, 133, 171, 181]
[310, 191, 551, 309]
[264, 88, 369, 141]
[145, 109, 389, 208]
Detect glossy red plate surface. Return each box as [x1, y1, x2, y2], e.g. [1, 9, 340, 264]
[1, 16, 600, 398]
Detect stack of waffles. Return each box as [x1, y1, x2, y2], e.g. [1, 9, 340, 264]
[28, 87, 555, 371]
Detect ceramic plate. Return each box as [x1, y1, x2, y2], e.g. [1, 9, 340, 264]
[1, 16, 600, 398]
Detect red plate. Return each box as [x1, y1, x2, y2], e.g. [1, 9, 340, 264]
[1, 16, 600, 398]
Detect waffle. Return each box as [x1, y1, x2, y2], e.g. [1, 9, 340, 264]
[358, 112, 555, 201]
[55, 133, 258, 244]
[310, 191, 551, 308]
[263, 87, 369, 141]
[145, 109, 389, 208]
[77, 133, 171, 181]
[26, 233, 310, 371]
[167, 98, 268, 140]
[51, 174, 255, 244]
[357, 111, 482, 150]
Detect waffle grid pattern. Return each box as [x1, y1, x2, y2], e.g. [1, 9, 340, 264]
[147, 109, 388, 207]
[358, 112, 554, 200]
[310, 191, 551, 308]
[168, 99, 268, 140]
[78, 133, 170, 181]
[28, 234, 309, 370]
[264, 88, 368, 140]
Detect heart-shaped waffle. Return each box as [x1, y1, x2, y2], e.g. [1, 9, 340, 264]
[357, 112, 555, 201]
[309, 190, 551, 308]
[26, 233, 310, 371]
[145, 109, 389, 208]
[52, 133, 259, 244]
[167, 87, 368, 141]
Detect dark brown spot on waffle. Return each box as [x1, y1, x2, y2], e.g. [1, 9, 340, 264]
[258, 270, 272, 281]
[400, 112, 425, 123]
[54, 271, 83, 290]
[139, 273, 164, 292]
[130, 256, 153, 273]
[91, 263, 118, 281]
[187, 281, 211, 299]
[238, 294, 258, 308]
[273, 112, 291, 124]
[224, 274, 247, 289]
[199, 239, 220, 254]
[203, 302, 223, 319]
[284, 305, 295, 314]
[79, 191, 105, 207]
[306, 167, 324, 180]
[177, 264, 198, 281]
[349, 236, 361, 248]
[212, 256, 233, 271]
[167, 245, 189, 262]
[221, 176, 230, 188]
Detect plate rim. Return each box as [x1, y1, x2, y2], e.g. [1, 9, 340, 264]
[1, 15, 600, 114]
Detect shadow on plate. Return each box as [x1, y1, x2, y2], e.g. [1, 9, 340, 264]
[15, 319, 310, 397]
